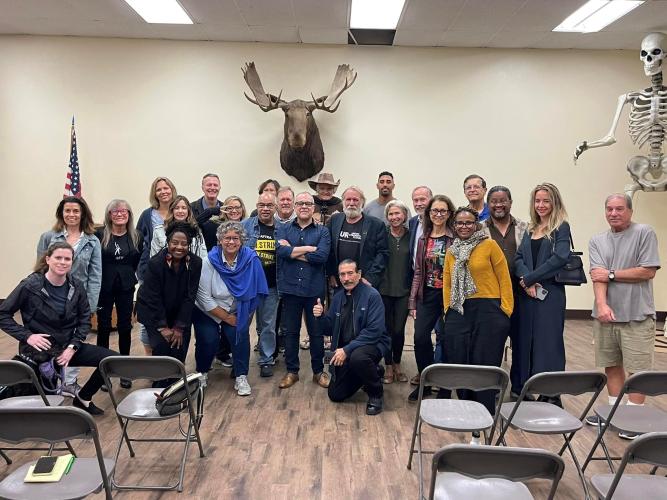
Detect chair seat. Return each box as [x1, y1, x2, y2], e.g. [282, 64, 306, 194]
[594, 404, 667, 434]
[434, 472, 534, 500]
[421, 399, 493, 432]
[0, 457, 115, 500]
[500, 402, 582, 434]
[590, 473, 667, 500]
[116, 388, 172, 420]
[0, 395, 64, 409]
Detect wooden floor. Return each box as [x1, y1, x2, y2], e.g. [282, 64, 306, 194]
[1, 319, 666, 499]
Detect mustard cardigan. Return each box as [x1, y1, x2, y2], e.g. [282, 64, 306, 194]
[443, 238, 514, 317]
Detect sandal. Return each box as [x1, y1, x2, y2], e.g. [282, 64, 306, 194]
[300, 339, 310, 350]
[382, 366, 394, 384]
[394, 364, 408, 383]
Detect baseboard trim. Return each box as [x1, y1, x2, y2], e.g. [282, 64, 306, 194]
[566, 309, 666, 322]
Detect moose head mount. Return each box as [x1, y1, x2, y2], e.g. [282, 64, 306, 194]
[242, 62, 357, 182]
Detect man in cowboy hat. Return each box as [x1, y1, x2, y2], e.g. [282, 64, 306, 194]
[308, 172, 343, 226]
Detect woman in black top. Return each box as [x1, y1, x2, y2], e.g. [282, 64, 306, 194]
[95, 199, 142, 389]
[0, 242, 117, 415]
[136, 222, 202, 387]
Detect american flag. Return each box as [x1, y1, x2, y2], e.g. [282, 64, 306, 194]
[64, 116, 82, 198]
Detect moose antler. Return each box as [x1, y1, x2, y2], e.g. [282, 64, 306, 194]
[310, 64, 357, 113]
[242, 62, 285, 112]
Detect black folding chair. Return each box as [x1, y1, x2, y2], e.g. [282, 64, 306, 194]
[100, 356, 205, 492]
[428, 444, 564, 500]
[0, 359, 75, 464]
[495, 371, 606, 500]
[582, 371, 667, 473]
[0, 406, 114, 500]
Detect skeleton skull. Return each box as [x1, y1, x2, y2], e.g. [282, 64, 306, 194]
[640, 32, 665, 77]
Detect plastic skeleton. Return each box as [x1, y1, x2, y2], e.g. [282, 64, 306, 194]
[574, 32, 667, 198]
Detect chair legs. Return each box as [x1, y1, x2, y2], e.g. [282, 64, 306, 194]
[562, 434, 592, 500]
[582, 421, 618, 473]
[0, 449, 11, 465]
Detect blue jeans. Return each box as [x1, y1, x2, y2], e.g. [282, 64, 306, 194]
[281, 293, 324, 375]
[193, 308, 249, 376]
[255, 287, 279, 366]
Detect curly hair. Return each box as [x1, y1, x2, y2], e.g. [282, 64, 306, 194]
[165, 221, 196, 245]
[216, 221, 248, 246]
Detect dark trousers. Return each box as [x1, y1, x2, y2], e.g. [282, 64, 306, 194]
[193, 309, 248, 376]
[443, 298, 510, 414]
[282, 293, 324, 375]
[96, 280, 135, 355]
[69, 343, 118, 400]
[508, 291, 522, 393]
[381, 294, 409, 364]
[328, 344, 383, 401]
[414, 286, 445, 373]
[146, 325, 192, 388]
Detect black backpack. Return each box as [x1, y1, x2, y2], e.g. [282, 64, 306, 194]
[154, 372, 205, 417]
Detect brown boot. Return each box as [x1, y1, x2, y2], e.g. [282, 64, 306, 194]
[279, 372, 299, 389]
[313, 372, 330, 388]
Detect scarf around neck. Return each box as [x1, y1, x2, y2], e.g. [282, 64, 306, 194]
[208, 245, 268, 342]
[448, 230, 487, 315]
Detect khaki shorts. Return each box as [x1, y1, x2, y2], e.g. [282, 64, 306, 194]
[593, 317, 655, 372]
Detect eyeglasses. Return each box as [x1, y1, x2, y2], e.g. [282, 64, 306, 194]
[221, 236, 241, 243]
[489, 200, 509, 206]
[454, 221, 476, 228]
[257, 203, 275, 209]
[110, 209, 129, 216]
[429, 209, 450, 216]
[295, 201, 314, 207]
[225, 206, 242, 212]
[464, 185, 483, 192]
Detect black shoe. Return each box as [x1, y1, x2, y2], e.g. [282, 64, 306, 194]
[73, 396, 105, 416]
[408, 386, 431, 403]
[436, 389, 451, 399]
[230, 369, 236, 379]
[377, 364, 385, 380]
[120, 378, 132, 389]
[366, 396, 383, 416]
[260, 365, 273, 378]
[549, 396, 563, 408]
[100, 384, 109, 393]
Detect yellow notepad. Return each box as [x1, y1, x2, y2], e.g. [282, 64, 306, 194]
[24, 454, 74, 483]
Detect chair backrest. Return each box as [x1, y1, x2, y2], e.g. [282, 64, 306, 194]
[0, 360, 50, 404]
[429, 444, 564, 500]
[100, 355, 186, 382]
[601, 432, 667, 499]
[624, 371, 667, 397]
[522, 371, 607, 398]
[422, 364, 509, 393]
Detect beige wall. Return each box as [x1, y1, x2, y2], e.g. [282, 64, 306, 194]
[0, 35, 664, 309]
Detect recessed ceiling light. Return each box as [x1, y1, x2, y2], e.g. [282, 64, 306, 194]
[553, 0, 644, 33]
[123, 0, 193, 24]
[350, 0, 406, 30]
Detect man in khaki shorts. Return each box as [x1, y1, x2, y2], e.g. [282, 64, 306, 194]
[586, 193, 660, 439]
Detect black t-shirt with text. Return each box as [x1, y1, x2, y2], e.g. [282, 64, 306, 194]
[255, 222, 276, 288]
[338, 218, 363, 266]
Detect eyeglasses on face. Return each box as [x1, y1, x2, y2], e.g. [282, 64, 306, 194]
[454, 221, 476, 228]
[295, 201, 314, 207]
[256, 203, 275, 209]
[225, 206, 242, 212]
[429, 209, 450, 216]
[221, 236, 241, 243]
[110, 209, 129, 216]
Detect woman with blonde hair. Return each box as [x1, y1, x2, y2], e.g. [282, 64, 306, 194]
[221, 195, 247, 222]
[150, 195, 207, 259]
[514, 183, 572, 406]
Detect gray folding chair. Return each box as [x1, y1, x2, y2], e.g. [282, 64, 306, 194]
[589, 431, 667, 499]
[0, 359, 74, 464]
[407, 363, 509, 500]
[582, 371, 667, 473]
[428, 444, 564, 500]
[495, 370, 606, 500]
[0, 406, 114, 500]
[99, 356, 205, 492]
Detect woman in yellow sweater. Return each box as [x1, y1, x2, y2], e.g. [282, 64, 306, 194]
[442, 207, 513, 414]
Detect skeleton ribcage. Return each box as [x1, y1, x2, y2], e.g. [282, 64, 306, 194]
[628, 90, 667, 150]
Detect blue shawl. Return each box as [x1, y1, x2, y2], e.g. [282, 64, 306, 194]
[208, 245, 268, 343]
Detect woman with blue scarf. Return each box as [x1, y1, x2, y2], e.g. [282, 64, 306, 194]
[194, 221, 268, 396]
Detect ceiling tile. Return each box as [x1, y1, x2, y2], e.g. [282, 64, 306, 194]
[487, 30, 550, 49]
[292, 0, 348, 27]
[438, 30, 494, 47]
[180, 0, 245, 25]
[501, 0, 587, 32]
[236, 0, 295, 27]
[299, 27, 348, 44]
[248, 25, 300, 43]
[398, 0, 466, 30]
[602, 0, 667, 32]
[449, 0, 526, 32]
[393, 29, 443, 46]
[202, 23, 254, 42]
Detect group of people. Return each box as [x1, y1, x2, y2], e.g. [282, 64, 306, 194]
[0, 170, 660, 424]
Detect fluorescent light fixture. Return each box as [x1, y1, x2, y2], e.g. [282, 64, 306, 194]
[124, 0, 193, 24]
[350, 0, 406, 30]
[553, 0, 644, 33]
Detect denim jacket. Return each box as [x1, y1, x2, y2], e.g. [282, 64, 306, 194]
[276, 219, 330, 298]
[242, 216, 281, 250]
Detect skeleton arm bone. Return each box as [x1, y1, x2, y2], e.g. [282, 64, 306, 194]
[574, 93, 632, 163]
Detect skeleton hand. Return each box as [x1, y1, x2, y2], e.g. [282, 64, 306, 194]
[573, 141, 588, 163]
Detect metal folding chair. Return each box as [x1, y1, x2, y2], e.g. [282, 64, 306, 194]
[582, 371, 667, 473]
[0, 359, 75, 464]
[0, 406, 114, 500]
[407, 363, 509, 500]
[99, 356, 205, 492]
[589, 431, 667, 499]
[495, 370, 606, 500]
[428, 444, 564, 500]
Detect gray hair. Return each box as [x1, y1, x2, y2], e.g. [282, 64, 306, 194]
[384, 199, 409, 220]
[295, 191, 314, 203]
[277, 186, 294, 198]
[411, 185, 433, 198]
[342, 186, 366, 206]
[605, 193, 632, 210]
[216, 221, 248, 245]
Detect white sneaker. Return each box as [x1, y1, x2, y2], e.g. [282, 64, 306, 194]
[469, 432, 481, 445]
[234, 375, 251, 396]
[199, 373, 208, 389]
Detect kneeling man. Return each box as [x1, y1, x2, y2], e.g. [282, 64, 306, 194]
[313, 259, 390, 415]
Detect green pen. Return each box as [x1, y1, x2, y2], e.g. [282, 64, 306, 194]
[64, 456, 76, 475]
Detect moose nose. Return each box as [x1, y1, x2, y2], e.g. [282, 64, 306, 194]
[288, 134, 306, 149]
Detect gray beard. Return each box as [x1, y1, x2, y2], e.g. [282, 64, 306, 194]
[344, 207, 362, 219]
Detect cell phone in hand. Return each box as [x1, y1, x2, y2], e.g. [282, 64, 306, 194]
[535, 285, 549, 301]
[33, 455, 58, 475]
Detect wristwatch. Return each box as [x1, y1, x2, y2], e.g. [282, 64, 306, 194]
[608, 270, 616, 282]
[67, 344, 79, 351]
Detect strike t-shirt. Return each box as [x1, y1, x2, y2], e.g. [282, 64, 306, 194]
[255, 222, 277, 288]
[338, 218, 363, 265]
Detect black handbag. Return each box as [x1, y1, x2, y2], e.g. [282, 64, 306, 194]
[554, 235, 587, 286]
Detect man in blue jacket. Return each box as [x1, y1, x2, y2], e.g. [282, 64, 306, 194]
[313, 259, 390, 415]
